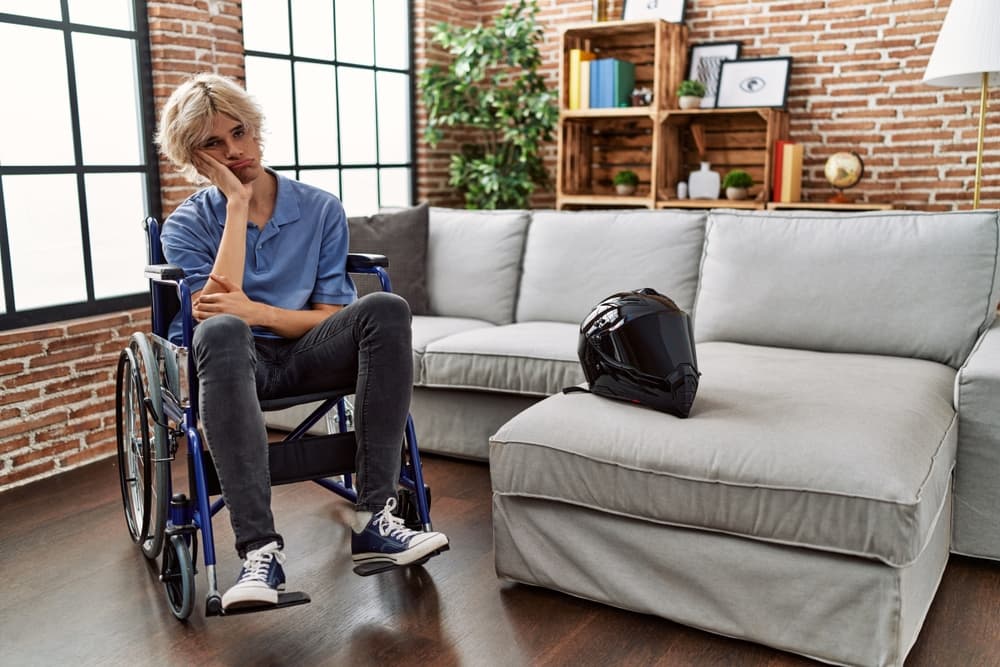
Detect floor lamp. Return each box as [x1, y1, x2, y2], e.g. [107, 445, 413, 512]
[922, 0, 1000, 209]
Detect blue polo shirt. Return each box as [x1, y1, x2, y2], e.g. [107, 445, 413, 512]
[161, 170, 357, 342]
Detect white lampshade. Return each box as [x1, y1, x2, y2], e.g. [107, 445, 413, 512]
[923, 0, 1000, 87]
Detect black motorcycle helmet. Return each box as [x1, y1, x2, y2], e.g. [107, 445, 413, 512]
[578, 288, 700, 418]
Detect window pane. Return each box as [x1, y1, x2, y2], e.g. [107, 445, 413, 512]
[298, 169, 340, 198]
[291, 0, 334, 60]
[74, 33, 143, 165]
[379, 167, 411, 208]
[85, 173, 147, 299]
[374, 0, 409, 69]
[338, 67, 376, 164]
[0, 0, 60, 20]
[68, 0, 134, 30]
[3, 175, 86, 310]
[377, 71, 410, 164]
[294, 62, 339, 165]
[242, 0, 290, 54]
[335, 1, 373, 65]
[341, 169, 378, 216]
[245, 56, 296, 166]
[0, 24, 75, 166]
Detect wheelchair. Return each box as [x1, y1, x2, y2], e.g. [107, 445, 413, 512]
[114, 217, 439, 620]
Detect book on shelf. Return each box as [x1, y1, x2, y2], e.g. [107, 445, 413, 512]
[588, 58, 635, 109]
[772, 139, 790, 202]
[568, 48, 596, 110]
[779, 142, 804, 202]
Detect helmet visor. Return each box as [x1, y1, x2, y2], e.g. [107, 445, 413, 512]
[598, 310, 696, 379]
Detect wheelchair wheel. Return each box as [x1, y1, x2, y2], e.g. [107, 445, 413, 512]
[161, 534, 195, 621]
[115, 334, 170, 559]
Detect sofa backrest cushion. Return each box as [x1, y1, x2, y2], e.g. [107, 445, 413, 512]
[515, 209, 708, 324]
[694, 210, 1000, 368]
[426, 208, 530, 324]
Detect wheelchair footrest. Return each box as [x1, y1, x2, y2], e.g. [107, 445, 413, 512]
[352, 544, 450, 577]
[210, 591, 311, 616]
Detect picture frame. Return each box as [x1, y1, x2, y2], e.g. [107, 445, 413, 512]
[715, 57, 792, 109]
[621, 0, 686, 23]
[687, 41, 741, 108]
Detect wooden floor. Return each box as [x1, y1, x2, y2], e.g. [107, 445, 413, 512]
[2, 454, 999, 666]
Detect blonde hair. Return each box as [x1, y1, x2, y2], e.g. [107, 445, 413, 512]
[156, 73, 265, 185]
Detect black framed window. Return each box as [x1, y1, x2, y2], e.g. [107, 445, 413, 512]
[242, 0, 414, 215]
[0, 0, 160, 331]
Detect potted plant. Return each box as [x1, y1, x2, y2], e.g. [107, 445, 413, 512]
[613, 170, 640, 195]
[676, 79, 706, 110]
[419, 0, 557, 209]
[722, 169, 754, 200]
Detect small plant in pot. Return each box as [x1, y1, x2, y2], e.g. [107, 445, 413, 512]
[613, 170, 640, 195]
[676, 79, 706, 110]
[722, 169, 754, 200]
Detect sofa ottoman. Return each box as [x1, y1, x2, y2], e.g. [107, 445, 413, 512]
[491, 342, 957, 667]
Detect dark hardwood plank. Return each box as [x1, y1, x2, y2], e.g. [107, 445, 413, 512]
[1, 456, 998, 666]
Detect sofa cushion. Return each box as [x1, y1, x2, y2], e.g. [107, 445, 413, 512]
[411, 314, 495, 385]
[515, 209, 707, 323]
[491, 341, 957, 566]
[695, 209, 1000, 368]
[422, 322, 582, 396]
[348, 203, 430, 314]
[426, 208, 530, 324]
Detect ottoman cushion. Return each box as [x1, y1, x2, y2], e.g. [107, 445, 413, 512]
[490, 341, 957, 566]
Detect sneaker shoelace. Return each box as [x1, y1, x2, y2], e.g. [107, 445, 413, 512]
[374, 497, 419, 542]
[237, 542, 286, 583]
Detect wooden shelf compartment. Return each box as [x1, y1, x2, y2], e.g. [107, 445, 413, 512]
[658, 108, 788, 203]
[560, 20, 687, 112]
[559, 115, 658, 203]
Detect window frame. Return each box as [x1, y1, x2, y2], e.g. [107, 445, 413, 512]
[242, 0, 417, 212]
[0, 0, 161, 331]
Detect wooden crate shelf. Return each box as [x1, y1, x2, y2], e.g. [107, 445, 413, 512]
[560, 116, 657, 199]
[659, 108, 788, 203]
[556, 21, 789, 211]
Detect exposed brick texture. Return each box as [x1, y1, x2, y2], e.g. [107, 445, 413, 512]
[0, 0, 986, 491]
[0, 310, 150, 491]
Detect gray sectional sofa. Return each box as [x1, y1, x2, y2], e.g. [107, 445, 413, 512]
[278, 205, 1000, 666]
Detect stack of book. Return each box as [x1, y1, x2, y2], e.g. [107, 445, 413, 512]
[772, 140, 803, 202]
[567, 49, 635, 110]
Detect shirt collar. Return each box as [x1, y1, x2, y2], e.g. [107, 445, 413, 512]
[209, 168, 301, 228]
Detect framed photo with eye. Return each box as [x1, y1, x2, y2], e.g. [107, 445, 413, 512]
[715, 57, 792, 109]
[621, 0, 687, 23]
[687, 41, 742, 108]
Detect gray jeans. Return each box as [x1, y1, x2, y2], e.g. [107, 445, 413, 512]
[192, 291, 413, 557]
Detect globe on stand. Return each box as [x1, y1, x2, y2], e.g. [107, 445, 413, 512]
[824, 152, 864, 204]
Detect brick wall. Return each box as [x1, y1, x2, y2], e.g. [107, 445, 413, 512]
[0, 0, 987, 491]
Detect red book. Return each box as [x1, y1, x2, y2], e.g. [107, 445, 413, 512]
[772, 140, 789, 202]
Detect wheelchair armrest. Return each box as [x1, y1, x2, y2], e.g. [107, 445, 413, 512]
[145, 264, 186, 282]
[347, 253, 389, 271]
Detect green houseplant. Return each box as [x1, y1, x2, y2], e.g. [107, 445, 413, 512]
[613, 169, 640, 195]
[420, 0, 558, 209]
[722, 169, 754, 200]
[676, 79, 706, 109]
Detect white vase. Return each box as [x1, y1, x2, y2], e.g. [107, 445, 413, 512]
[688, 162, 720, 200]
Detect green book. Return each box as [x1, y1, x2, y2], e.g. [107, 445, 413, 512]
[612, 60, 636, 108]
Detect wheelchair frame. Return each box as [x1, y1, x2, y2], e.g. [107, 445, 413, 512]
[115, 217, 435, 620]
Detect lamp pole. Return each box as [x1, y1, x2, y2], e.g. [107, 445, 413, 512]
[974, 71, 988, 209]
